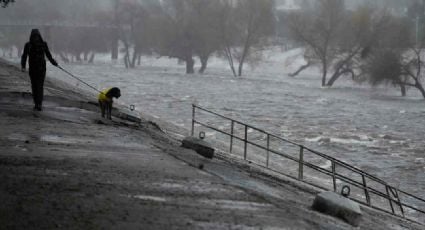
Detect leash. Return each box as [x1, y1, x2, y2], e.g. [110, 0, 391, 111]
[56, 65, 103, 94]
[56, 65, 137, 112]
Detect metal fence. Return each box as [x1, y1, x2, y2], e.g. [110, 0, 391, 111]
[191, 104, 425, 224]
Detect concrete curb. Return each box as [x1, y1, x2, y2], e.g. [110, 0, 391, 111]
[312, 191, 362, 227]
[181, 136, 215, 159]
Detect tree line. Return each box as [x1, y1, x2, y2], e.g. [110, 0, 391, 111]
[113, 0, 275, 76]
[0, 0, 275, 77]
[1, 0, 425, 98]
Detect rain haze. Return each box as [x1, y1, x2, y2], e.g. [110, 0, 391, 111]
[1, 0, 425, 228]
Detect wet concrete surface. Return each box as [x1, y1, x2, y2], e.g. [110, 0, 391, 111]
[0, 60, 423, 229]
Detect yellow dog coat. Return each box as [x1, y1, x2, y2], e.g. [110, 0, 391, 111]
[98, 88, 112, 103]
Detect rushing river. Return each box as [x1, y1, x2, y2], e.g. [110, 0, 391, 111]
[41, 52, 425, 220]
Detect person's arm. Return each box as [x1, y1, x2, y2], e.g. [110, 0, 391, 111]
[44, 42, 58, 66]
[21, 43, 29, 71]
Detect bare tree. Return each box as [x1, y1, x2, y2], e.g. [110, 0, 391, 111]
[149, 0, 224, 74]
[287, 0, 346, 86]
[287, 2, 396, 87]
[235, 0, 275, 76]
[361, 14, 425, 98]
[113, 1, 141, 68]
[151, 0, 197, 74]
[325, 7, 387, 86]
[217, 0, 238, 77]
[111, 0, 119, 60]
[401, 49, 425, 98]
[0, 0, 14, 8]
[364, 49, 425, 98]
[189, 0, 222, 74]
[218, 0, 275, 77]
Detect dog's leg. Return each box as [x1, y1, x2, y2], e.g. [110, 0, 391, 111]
[107, 102, 112, 120]
[110, 102, 114, 120]
[99, 100, 106, 118]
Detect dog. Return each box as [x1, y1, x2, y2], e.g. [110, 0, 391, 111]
[98, 87, 121, 120]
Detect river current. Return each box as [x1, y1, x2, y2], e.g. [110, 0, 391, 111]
[42, 53, 425, 220]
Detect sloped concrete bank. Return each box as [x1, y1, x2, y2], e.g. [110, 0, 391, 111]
[0, 60, 422, 230]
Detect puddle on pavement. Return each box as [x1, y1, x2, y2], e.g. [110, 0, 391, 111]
[8, 133, 91, 145]
[45, 169, 69, 176]
[40, 135, 79, 144]
[200, 199, 272, 211]
[8, 133, 146, 149]
[8, 133, 29, 141]
[191, 221, 258, 230]
[123, 194, 167, 202]
[123, 194, 271, 211]
[42, 110, 91, 124]
[14, 145, 28, 152]
[153, 181, 238, 194]
[54, 106, 94, 114]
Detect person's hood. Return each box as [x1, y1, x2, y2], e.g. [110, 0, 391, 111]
[29, 29, 44, 44]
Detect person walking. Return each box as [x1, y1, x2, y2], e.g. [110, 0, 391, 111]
[21, 29, 58, 111]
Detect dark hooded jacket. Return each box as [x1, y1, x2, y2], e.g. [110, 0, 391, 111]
[21, 29, 57, 74]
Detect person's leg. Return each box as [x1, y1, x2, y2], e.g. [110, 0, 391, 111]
[30, 71, 43, 110]
[37, 71, 46, 110]
[29, 74, 38, 109]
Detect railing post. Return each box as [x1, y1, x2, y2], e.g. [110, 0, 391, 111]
[388, 187, 405, 218]
[298, 146, 304, 180]
[244, 125, 248, 160]
[230, 120, 234, 153]
[331, 161, 337, 192]
[393, 188, 405, 217]
[191, 104, 195, 136]
[266, 134, 270, 168]
[386, 185, 396, 215]
[362, 175, 371, 206]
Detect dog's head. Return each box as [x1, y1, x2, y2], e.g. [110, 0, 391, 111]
[108, 87, 121, 99]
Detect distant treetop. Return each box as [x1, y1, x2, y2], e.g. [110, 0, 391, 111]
[1, 0, 14, 8]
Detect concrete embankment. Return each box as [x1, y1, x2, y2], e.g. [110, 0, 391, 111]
[0, 60, 422, 229]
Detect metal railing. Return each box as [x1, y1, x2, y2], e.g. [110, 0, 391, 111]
[191, 104, 425, 224]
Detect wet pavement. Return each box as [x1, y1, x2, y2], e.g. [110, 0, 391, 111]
[0, 60, 423, 229]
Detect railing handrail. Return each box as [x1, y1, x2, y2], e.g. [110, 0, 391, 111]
[195, 105, 391, 184]
[191, 104, 425, 223]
